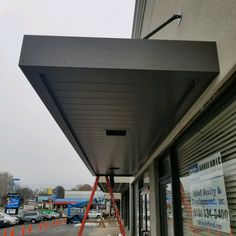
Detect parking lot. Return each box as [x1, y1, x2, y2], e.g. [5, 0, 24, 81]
[0, 206, 122, 236]
[0, 221, 120, 236]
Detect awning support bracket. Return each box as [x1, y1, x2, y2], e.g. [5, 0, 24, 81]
[143, 14, 182, 39]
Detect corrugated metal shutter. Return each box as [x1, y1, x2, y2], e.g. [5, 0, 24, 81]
[177, 99, 236, 235]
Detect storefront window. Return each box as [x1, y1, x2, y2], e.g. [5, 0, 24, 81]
[139, 171, 150, 235]
[178, 100, 236, 235]
[160, 177, 174, 236]
[159, 155, 174, 236]
[141, 192, 147, 231]
[166, 183, 174, 235]
[122, 190, 129, 227]
[134, 182, 140, 236]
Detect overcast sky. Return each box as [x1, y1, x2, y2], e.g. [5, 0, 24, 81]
[0, 0, 135, 190]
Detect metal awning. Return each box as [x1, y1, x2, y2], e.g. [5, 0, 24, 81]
[19, 36, 219, 176]
[99, 177, 132, 193]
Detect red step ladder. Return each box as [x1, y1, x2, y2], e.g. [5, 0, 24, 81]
[78, 176, 126, 236]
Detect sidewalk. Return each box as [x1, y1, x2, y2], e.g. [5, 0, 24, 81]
[0, 218, 122, 236]
[83, 226, 120, 236]
[76, 219, 121, 236]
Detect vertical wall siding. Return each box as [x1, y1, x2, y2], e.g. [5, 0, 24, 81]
[178, 99, 236, 235]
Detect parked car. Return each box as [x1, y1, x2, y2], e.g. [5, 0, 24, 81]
[0, 218, 11, 228]
[41, 210, 59, 219]
[88, 210, 102, 219]
[49, 211, 60, 219]
[9, 215, 19, 224]
[15, 215, 25, 225]
[40, 212, 52, 221]
[0, 219, 3, 228]
[66, 213, 84, 224]
[0, 213, 18, 225]
[18, 211, 42, 224]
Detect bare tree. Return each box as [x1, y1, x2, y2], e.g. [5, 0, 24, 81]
[17, 186, 34, 201]
[0, 172, 14, 206]
[71, 184, 82, 191]
[38, 189, 49, 196]
[54, 186, 65, 198]
[71, 184, 92, 191]
[0, 172, 13, 195]
[79, 184, 92, 191]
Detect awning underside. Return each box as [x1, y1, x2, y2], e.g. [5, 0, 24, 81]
[19, 36, 219, 176]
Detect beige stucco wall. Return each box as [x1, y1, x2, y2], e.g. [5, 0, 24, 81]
[141, 0, 236, 78]
[131, 2, 236, 234]
[134, 0, 236, 177]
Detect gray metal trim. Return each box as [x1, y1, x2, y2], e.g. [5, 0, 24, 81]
[19, 36, 219, 176]
[20, 36, 219, 73]
[132, 0, 147, 39]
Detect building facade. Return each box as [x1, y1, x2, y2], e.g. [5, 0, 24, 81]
[130, 1, 236, 235]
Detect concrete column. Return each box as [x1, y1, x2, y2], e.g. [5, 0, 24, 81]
[149, 162, 161, 235]
[128, 183, 134, 236]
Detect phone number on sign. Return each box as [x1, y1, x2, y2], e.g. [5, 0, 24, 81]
[193, 208, 229, 220]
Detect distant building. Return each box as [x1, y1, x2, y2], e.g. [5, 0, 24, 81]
[64, 190, 103, 199]
[52, 191, 105, 210]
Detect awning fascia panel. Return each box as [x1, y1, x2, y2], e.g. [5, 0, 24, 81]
[19, 36, 219, 176]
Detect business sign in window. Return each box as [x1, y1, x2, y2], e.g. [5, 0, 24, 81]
[189, 152, 230, 233]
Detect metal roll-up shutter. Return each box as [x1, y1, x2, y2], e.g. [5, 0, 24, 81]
[177, 99, 236, 235]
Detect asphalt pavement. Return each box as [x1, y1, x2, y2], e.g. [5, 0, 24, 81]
[0, 221, 120, 236]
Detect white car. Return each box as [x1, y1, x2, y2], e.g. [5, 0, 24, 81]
[49, 212, 60, 219]
[0, 213, 18, 225]
[88, 210, 102, 219]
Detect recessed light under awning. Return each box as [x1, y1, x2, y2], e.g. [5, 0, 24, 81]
[19, 36, 219, 176]
[106, 130, 127, 136]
